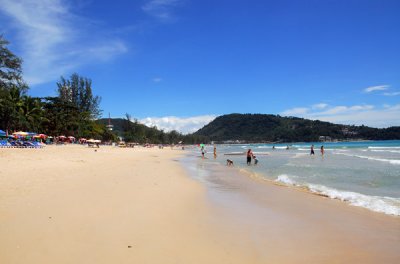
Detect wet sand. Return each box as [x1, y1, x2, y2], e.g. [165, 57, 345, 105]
[183, 155, 400, 263]
[0, 145, 399, 263]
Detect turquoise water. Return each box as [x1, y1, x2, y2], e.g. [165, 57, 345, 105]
[190, 140, 400, 216]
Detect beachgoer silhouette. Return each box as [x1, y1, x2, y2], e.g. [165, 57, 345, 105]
[321, 145, 324, 156]
[310, 145, 315, 155]
[213, 146, 217, 159]
[247, 149, 253, 165]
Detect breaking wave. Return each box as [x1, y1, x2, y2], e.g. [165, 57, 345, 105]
[274, 174, 400, 216]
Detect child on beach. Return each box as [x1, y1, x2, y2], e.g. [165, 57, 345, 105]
[310, 145, 315, 155]
[253, 155, 258, 165]
[321, 145, 324, 156]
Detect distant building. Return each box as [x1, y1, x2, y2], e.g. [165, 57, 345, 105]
[341, 127, 358, 136]
[319, 136, 332, 142]
[106, 113, 114, 131]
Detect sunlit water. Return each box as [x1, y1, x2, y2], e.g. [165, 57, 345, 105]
[186, 140, 400, 216]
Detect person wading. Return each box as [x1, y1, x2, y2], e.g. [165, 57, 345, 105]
[247, 149, 253, 165]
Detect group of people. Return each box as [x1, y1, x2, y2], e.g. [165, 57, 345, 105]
[201, 145, 218, 159]
[201, 144, 324, 166]
[310, 145, 324, 156]
[246, 149, 258, 165]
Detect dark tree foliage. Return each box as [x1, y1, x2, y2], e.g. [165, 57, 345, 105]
[0, 35, 28, 92]
[0, 35, 29, 131]
[96, 117, 208, 144]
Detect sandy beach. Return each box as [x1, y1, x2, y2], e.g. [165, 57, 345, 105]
[1, 145, 399, 264]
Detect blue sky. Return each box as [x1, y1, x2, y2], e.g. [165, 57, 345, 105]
[1, 0, 399, 133]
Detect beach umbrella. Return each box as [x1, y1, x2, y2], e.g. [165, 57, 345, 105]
[13, 131, 29, 136]
[34, 134, 47, 139]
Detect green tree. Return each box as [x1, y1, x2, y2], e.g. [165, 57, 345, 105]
[0, 35, 28, 92]
[57, 73, 102, 119]
[18, 96, 45, 132]
[0, 35, 29, 132]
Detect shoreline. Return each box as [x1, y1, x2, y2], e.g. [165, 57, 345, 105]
[181, 153, 400, 263]
[207, 141, 400, 216]
[1, 145, 399, 263]
[237, 166, 400, 216]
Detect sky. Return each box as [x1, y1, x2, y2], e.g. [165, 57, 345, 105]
[1, 0, 399, 133]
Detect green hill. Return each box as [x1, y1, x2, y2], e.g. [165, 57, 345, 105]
[96, 117, 208, 144]
[193, 114, 400, 142]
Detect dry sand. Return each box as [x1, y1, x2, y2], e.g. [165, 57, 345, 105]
[0, 145, 399, 263]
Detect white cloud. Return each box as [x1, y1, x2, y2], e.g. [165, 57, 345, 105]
[139, 115, 217, 134]
[316, 106, 349, 115]
[383, 91, 400, 96]
[0, 0, 127, 86]
[280, 107, 309, 116]
[363, 85, 389, 93]
[280, 104, 399, 128]
[312, 103, 328, 110]
[152, 77, 162, 83]
[142, 0, 182, 21]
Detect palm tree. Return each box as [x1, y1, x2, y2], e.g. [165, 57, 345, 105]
[18, 96, 45, 132]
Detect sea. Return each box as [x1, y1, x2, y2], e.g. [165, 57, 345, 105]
[184, 140, 400, 216]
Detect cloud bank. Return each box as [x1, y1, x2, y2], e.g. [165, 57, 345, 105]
[363, 85, 389, 93]
[139, 115, 217, 134]
[0, 0, 127, 86]
[281, 103, 400, 128]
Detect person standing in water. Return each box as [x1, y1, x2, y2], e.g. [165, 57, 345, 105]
[247, 149, 253, 165]
[320, 145, 324, 156]
[213, 146, 217, 159]
[310, 144, 315, 155]
[201, 145, 205, 159]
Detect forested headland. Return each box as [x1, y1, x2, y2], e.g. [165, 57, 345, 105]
[193, 114, 400, 143]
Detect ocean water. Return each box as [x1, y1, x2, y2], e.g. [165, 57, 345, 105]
[189, 140, 400, 216]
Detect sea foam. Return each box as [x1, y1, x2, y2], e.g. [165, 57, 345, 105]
[368, 146, 400, 149]
[275, 174, 297, 185]
[274, 174, 400, 216]
[308, 184, 400, 216]
[333, 152, 400, 165]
